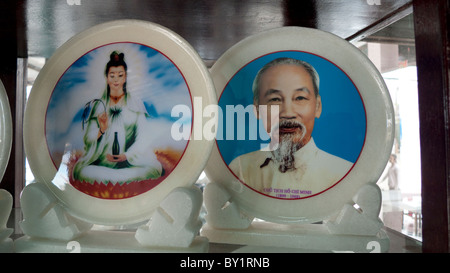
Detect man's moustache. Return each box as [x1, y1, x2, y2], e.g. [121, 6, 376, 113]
[270, 120, 306, 135]
[264, 119, 306, 152]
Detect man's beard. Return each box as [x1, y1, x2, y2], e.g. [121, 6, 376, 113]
[271, 120, 307, 173]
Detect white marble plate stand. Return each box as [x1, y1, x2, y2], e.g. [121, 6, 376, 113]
[0, 190, 14, 253]
[202, 182, 389, 253]
[15, 183, 208, 253]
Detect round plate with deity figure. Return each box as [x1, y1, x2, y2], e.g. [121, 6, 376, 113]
[24, 20, 216, 225]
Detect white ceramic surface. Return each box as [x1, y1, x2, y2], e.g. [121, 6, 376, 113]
[0, 80, 12, 184]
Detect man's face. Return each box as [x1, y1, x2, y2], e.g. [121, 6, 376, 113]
[256, 64, 322, 148]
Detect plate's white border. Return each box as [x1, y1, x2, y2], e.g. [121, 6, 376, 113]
[24, 20, 216, 225]
[0, 80, 12, 183]
[205, 27, 394, 224]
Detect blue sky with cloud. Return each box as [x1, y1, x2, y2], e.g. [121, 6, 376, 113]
[45, 43, 192, 165]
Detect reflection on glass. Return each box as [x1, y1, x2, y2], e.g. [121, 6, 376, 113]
[26, 57, 46, 186]
[358, 19, 422, 240]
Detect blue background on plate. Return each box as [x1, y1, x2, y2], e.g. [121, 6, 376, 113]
[46, 43, 192, 163]
[217, 51, 366, 165]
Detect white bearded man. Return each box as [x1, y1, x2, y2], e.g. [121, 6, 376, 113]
[229, 58, 353, 198]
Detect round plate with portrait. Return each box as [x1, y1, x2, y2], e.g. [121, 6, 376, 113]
[205, 27, 394, 224]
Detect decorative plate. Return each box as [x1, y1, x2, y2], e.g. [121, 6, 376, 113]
[0, 80, 12, 183]
[205, 27, 394, 224]
[24, 20, 216, 225]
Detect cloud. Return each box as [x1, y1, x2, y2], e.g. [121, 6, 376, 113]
[45, 43, 192, 162]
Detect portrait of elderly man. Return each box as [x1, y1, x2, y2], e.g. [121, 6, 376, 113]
[229, 57, 353, 198]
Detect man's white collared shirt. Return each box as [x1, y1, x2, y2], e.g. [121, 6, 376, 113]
[229, 138, 353, 198]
